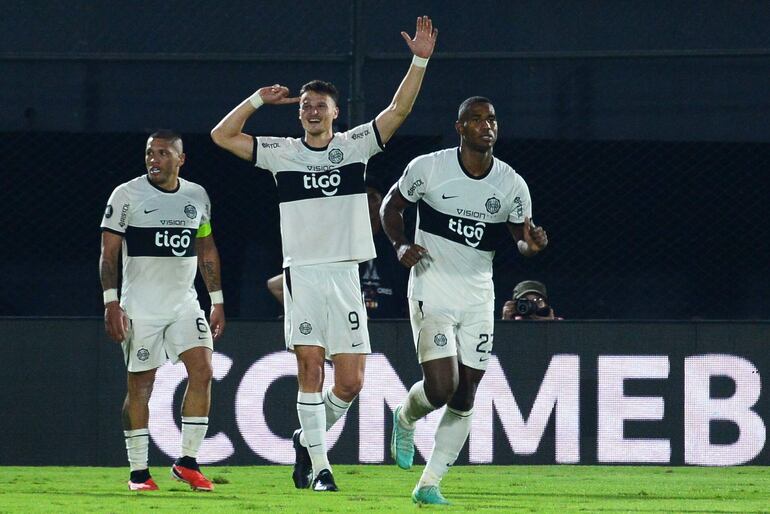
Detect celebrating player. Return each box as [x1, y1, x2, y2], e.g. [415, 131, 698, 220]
[100, 130, 225, 491]
[380, 97, 548, 504]
[211, 16, 437, 492]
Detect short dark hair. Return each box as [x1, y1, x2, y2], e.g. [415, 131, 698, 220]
[300, 80, 339, 105]
[149, 129, 183, 152]
[457, 96, 492, 120]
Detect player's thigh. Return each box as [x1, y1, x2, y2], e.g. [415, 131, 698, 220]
[122, 319, 168, 372]
[456, 309, 494, 371]
[326, 266, 370, 356]
[164, 310, 213, 364]
[408, 299, 458, 364]
[283, 266, 327, 352]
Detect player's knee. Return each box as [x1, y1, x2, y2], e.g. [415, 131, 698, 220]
[335, 376, 364, 400]
[187, 361, 213, 386]
[127, 381, 154, 403]
[424, 382, 456, 408]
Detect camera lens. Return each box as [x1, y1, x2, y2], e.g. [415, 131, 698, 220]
[515, 298, 535, 315]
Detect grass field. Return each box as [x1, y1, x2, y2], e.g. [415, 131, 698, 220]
[3, 465, 770, 513]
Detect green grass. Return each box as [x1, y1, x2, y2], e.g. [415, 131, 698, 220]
[2, 465, 770, 513]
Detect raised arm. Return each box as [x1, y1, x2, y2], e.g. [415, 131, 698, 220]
[210, 85, 300, 161]
[380, 183, 428, 268]
[507, 217, 548, 257]
[100, 230, 129, 342]
[374, 16, 438, 144]
[197, 234, 225, 340]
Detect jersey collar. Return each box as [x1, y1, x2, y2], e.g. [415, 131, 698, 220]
[456, 148, 494, 180]
[145, 175, 181, 193]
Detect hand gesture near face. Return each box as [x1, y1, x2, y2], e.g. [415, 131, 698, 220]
[256, 84, 300, 105]
[401, 15, 438, 59]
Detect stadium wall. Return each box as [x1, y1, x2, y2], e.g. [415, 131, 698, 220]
[3, 318, 769, 466]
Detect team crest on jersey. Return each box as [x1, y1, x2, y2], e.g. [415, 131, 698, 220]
[184, 204, 197, 219]
[105, 205, 113, 218]
[328, 148, 344, 164]
[299, 322, 312, 335]
[136, 348, 150, 361]
[434, 334, 448, 347]
[485, 197, 501, 214]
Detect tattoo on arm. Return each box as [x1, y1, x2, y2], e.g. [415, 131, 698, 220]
[99, 255, 119, 289]
[201, 260, 221, 291]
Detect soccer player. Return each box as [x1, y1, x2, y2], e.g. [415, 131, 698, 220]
[380, 97, 549, 504]
[100, 130, 226, 492]
[210, 16, 437, 492]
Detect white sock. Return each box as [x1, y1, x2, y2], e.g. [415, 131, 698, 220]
[400, 381, 436, 429]
[124, 428, 150, 472]
[181, 416, 208, 459]
[324, 388, 352, 430]
[418, 407, 473, 488]
[297, 391, 330, 476]
[301, 389, 352, 446]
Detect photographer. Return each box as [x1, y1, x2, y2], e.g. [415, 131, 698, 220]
[502, 280, 561, 320]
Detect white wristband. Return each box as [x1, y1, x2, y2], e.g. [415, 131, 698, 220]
[210, 290, 224, 305]
[103, 288, 119, 304]
[248, 91, 264, 109]
[411, 55, 429, 68]
[517, 240, 530, 254]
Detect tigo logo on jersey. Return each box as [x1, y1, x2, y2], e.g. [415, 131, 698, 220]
[155, 229, 193, 256]
[448, 218, 486, 248]
[303, 170, 341, 196]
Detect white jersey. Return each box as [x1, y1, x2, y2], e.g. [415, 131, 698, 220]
[253, 121, 384, 267]
[100, 175, 211, 320]
[397, 148, 533, 311]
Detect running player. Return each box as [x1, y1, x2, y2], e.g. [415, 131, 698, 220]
[210, 16, 437, 492]
[380, 97, 549, 504]
[100, 130, 225, 491]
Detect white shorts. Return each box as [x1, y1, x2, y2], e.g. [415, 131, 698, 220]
[408, 299, 494, 371]
[283, 262, 370, 359]
[122, 309, 213, 372]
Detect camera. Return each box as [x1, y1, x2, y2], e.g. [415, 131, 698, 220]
[515, 298, 550, 317]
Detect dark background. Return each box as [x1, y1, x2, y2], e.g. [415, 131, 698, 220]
[2, 1, 769, 319]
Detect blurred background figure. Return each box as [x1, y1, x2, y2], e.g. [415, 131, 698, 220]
[502, 280, 560, 320]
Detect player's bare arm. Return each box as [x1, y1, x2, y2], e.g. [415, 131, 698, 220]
[210, 85, 300, 161]
[100, 230, 129, 342]
[507, 216, 548, 257]
[374, 16, 438, 144]
[197, 235, 225, 340]
[380, 183, 428, 268]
